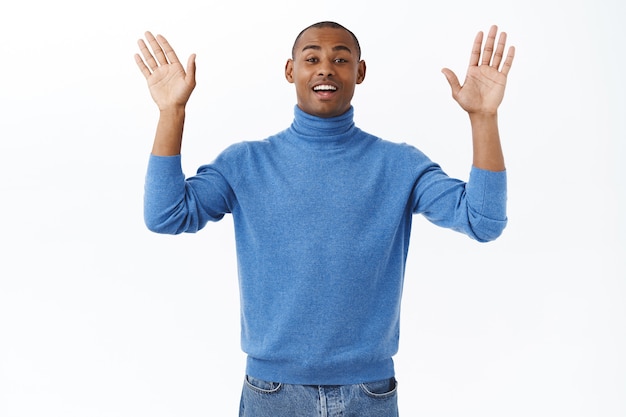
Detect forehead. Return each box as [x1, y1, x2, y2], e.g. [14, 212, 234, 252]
[294, 27, 357, 56]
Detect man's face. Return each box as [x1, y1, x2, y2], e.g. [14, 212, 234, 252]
[285, 27, 366, 118]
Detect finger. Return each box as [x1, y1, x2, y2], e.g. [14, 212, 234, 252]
[501, 46, 515, 76]
[134, 53, 152, 79]
[145, 31, 169, 67]
[481, 25, 498, 66]
[441, 68, 461, 97]
[491, 31, 507, 69]
[137, 38, 159, 72]
[185, 54, 197, 85]
[155, 34, 181, 65]
[469, 31, 483, 67]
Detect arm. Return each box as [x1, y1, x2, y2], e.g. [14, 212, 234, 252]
[441, 25, 515, 171]
[135, 32, 196, 156]
[411, 161, 507, 242]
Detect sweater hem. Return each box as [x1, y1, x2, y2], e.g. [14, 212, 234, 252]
[245, 355, 395, 386]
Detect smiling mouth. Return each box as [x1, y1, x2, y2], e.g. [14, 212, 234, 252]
[313, 84, 337, 92]
[313, 84, 337, 99]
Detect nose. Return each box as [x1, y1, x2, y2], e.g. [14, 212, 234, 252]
[317, 61, 333, 77]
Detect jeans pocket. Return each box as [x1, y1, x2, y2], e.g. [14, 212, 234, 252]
[359, 377, 398, 399]
[244, 375, 283, 394]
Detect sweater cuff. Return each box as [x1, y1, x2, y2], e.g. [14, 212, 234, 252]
[466, 166, 507, 220]
[146, 154, 185, 185]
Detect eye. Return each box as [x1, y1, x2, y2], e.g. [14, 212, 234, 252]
[306, 57, 319, 63]
[334, 58, 348, 64]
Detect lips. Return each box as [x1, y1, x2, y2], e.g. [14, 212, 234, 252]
[313, 84, 337, 92]
[312, 83, 338, 98]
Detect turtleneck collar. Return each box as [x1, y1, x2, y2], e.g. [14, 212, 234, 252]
[286, 105, 358, 150]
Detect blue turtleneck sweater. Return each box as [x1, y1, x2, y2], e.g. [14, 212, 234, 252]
[144, 106, 507, 385]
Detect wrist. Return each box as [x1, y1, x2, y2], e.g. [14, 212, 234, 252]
[158, 105, 186, 116]
[468, 111, 498, 122]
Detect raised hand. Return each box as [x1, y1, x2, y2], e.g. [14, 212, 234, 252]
[441, 25, 515, 115]
[135, 32, 196, 111]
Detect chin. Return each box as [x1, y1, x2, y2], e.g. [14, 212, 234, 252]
[313, 106, 348, 118]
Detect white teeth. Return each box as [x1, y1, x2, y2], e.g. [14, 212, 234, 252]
[313, 85, 337, 91]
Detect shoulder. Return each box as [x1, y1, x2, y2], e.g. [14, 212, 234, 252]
[211, 138, 274, 163]
[363, 131, 430, 162]
[198, 136, 280, 175]
[356, 131, 441, 181]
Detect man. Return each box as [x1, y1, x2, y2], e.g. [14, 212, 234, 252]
[135, 21, 514, 416]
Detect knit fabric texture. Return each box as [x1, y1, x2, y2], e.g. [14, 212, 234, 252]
[144, 106, 507, 385]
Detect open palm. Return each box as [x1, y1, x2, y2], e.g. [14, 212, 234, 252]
[135, 32, 196, 111]
[442, 26, 515, 115]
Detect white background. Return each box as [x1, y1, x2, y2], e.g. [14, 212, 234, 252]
[1, 0, 624, 416]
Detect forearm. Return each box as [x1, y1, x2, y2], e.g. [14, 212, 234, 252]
[151, 106, 186, 156]
[469, 112, 505, 172]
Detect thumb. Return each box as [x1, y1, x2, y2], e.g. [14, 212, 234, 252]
[441, 68, 461, 95]
[186, 54, 197, 85]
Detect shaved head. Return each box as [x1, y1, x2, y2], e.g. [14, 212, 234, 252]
[292, 21, 361, 60]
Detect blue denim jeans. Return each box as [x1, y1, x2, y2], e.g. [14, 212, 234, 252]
[239, 375, 399, 416]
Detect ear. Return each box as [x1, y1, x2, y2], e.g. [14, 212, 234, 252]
[285, 59, 294, 83]
[356, 60, 366, 84]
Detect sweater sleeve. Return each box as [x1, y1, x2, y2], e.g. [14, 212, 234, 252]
[143, 153, 236, 234]
[411, 164, 507, 242]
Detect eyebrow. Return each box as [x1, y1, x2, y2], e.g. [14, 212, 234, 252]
[301, 44, 353, 54]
